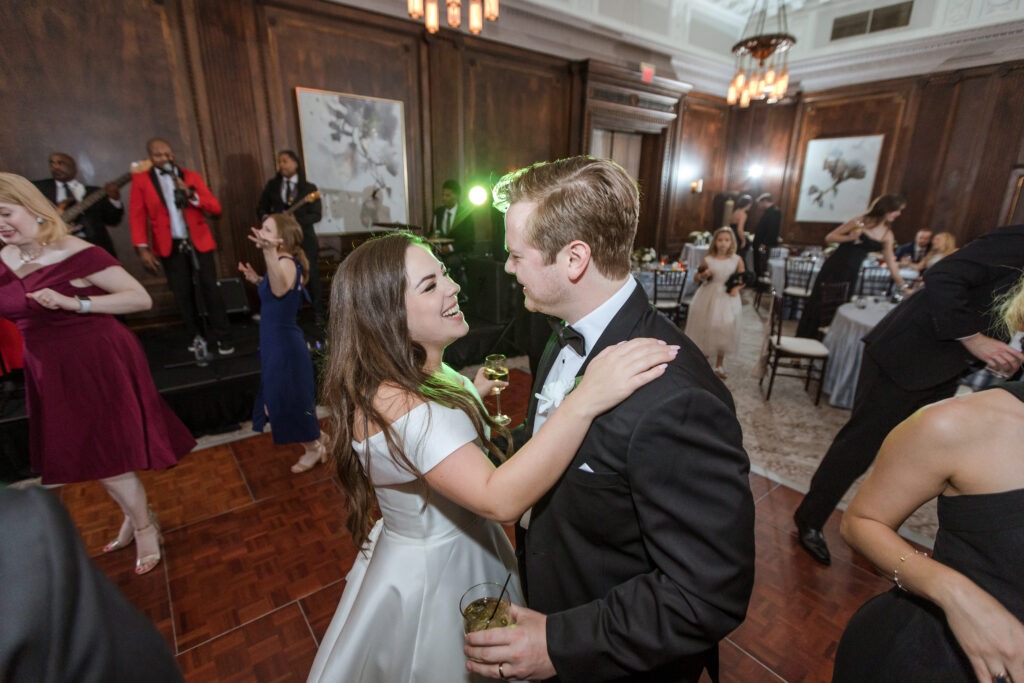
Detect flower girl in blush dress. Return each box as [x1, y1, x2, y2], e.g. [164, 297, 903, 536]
[684, 227, 745, 379]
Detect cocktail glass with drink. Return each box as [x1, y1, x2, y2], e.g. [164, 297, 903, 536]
[484, 354, 510, 426]
[460, 582, 514, 635]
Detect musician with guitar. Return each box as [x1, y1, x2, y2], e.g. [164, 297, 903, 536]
[257, 150, 325, 324]
[33, 153, 124, 257]
[130, 137, 234, 355]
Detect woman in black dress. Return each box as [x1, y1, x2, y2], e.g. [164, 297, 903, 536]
[730, 194, 753, 260]
[833, 276, 1024, 683]
[795, 194, 909, 338]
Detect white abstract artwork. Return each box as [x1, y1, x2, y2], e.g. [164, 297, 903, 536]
[795, 135, 884, 223]
[296, 87, 408, 234]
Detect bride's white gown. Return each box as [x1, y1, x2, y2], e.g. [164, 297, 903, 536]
[308, 373, 523, 682]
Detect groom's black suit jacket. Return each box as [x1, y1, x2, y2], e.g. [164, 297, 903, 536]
[520, 283, 755, 682]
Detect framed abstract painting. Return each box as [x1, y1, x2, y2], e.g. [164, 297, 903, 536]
[296, 87, 409, 234]
[795, 134, 884, 223]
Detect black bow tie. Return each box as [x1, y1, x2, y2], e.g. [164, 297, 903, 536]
[549, 318, 586, 356]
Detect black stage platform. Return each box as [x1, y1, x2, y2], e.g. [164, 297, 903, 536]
[0, 312, 519, 483]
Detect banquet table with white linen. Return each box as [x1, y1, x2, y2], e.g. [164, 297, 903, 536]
[822, 300, 895, 409]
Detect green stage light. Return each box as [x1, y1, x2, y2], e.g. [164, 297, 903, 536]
[468, 185, 489, 206]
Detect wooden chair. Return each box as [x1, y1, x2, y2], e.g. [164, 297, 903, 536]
[761, 294, 830, 404]
[856, 266, 893, 297]
[752, 245, 773, 311]
[783, 258, 816, 317]
[652, 269, 690, 326]
[816, 281, 850, 339]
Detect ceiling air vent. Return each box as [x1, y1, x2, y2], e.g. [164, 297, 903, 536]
[830, 2, 913, 41]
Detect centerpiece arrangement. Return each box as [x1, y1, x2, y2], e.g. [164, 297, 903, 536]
[630, 246, 657, 270]
[689, 230, 713, 246]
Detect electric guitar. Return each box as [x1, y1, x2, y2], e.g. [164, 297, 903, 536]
[58, 160, 153, 225]
[283, 190, 320, 217]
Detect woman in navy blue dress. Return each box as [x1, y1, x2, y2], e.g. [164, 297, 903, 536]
[239, 214, 323, 473]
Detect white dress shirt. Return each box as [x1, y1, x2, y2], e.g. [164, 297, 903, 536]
[531, 278, 638, 435]
[156, 170, 191, 239]
[281, 174, 298, 205]
[54, 179, 85, 204]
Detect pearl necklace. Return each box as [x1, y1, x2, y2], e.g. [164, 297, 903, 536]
[18, 244, 44, 264]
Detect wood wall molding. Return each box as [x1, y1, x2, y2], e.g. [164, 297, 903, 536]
[726, 58, 1024, 247]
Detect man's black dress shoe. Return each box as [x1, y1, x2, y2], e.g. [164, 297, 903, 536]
[795, 518, 831, 565]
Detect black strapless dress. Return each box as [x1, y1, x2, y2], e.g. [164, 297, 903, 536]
[832, 381, 1024, 682]
[796, 233, 883, 338]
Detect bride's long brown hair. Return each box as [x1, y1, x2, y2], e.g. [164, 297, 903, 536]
[322, 233, 510, 550]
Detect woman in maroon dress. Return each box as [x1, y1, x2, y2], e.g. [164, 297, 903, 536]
[0, 173, 194, 575]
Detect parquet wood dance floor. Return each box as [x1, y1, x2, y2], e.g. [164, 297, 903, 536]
[55, 368, 894, 682]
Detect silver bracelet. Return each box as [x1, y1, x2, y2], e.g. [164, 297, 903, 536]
[75, 295, 91, 314]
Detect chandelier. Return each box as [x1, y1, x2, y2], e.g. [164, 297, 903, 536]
[408, 0, 499, 35]
[727, 0, 795, 107]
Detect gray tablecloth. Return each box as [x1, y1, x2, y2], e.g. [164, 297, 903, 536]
[635, 270, 655, 299]
[681, 243, 709, 298]
[822, 301, 895, 409]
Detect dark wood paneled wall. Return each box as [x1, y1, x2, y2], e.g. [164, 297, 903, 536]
[668, 93, 729, 253]
[723, 61, 1024, 247]
[0, 0, 580, 320]
[5, 0, 1024, 315]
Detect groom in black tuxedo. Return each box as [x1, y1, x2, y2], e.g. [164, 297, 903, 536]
[465, 157, 755, 682]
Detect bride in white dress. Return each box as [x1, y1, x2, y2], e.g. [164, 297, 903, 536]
[307, 233, 676, 682]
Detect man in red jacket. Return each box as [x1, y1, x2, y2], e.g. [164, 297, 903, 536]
[130, 138, 233, 354]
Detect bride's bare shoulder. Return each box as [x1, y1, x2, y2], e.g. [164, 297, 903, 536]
[373, 382, 427, 422]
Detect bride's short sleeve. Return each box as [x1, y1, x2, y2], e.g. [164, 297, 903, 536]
[400, 402, 479, 473]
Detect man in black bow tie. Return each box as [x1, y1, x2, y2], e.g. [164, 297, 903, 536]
[464, 156, 755, 682]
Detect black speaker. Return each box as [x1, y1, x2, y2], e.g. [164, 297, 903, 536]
[464, 257, 516, 324]
[216, 277, 250, 315]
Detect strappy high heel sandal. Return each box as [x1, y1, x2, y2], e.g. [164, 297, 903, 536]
[291, 439, 327, 474]
[133, 508, 163, 576]
[103, 516, 135, 553]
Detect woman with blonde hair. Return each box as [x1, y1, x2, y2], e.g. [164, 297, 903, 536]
[684, 226, 745, 379]
[306, 232, 675, 681]
[0, 172, 194, 575]
[916, 231, 958, 272]
[239, 213, 324, 473]
[833, 274, 1024, 683]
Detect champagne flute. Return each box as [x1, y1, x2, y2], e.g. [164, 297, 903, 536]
[484, 354, 510, 426]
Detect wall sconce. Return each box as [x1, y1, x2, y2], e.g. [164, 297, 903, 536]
[749, 164, 764, 179]
[690, 178, 704, 194]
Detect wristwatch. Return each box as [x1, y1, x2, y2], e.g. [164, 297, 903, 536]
[75, 295, 91, 314]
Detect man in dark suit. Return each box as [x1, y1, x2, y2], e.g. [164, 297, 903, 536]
[794, 224, 1024, 565]
[33, 152, 123, 257]
[465, 157, 755, 682]
[751, 193, 781, 277]
[894, 229, 933, 264]
[257, 149, 324, 323]
[431, 178, 477, 255]
[129, 137, 233, 354]
[0, 487, 182, 683]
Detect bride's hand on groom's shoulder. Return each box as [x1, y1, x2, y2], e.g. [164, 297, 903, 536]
[569, 338, 678, 418]
[464, 603, 556, 680]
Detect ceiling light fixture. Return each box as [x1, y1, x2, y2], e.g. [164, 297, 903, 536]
[727, 0, 796, 108]
[411, 0, 498, 35]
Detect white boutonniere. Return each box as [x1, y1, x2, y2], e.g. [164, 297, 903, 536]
[535, 376, 582, 417]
